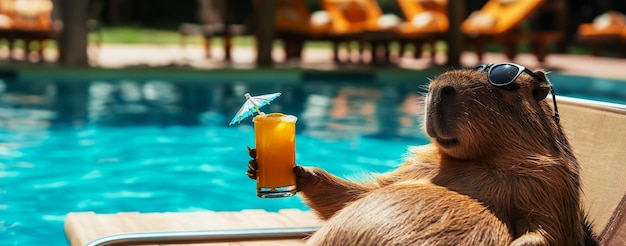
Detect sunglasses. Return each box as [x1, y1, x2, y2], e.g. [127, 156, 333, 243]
[474, 63, 560, 123]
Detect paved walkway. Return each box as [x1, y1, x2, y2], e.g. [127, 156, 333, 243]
[6, 43, 625, 80]
[84, 44, 626, 80]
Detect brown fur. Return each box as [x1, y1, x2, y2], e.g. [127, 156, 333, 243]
[248, 69, 597, 245]
[306, 180, 512, 246]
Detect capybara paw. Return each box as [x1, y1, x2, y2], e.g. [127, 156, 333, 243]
[294, 166, 323, 191]
[247, 146, 256, 158]
[246, 146, 257, 180]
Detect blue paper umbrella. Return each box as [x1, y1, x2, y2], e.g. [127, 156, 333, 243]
[229, 92, 282, 125]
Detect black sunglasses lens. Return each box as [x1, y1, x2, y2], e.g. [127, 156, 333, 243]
[489, 64, 520, 86]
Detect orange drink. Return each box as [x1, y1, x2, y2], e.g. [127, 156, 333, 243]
[253, 113, 297, 198]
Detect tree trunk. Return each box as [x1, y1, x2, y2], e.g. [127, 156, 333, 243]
[446, 0, 464, 67]
[255, 0, 275, 66]
[58, 0, 89, 66]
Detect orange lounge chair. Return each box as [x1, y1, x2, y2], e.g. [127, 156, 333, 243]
[395, 0, 449, 58]
[461, 0, 563, 63]
[251, 0, 355, 61]
[0, 0, 58, 61]
[321, 0, 385, 34]
[0, 0, 14, 43]
[320, 0, 402, 64]
[396, 0, 448, 35]
[0, 0, 101, 62]
[254, 0, 340, 60]
[577, 11, 626, 57]
[251, 0, 334, 37]
[271, 0, 332, 36]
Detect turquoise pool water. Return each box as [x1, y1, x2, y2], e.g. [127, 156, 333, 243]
[1, 125, 421, 245]
[0, 70, 625, 245]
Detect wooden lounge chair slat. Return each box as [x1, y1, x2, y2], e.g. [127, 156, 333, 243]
[65, 210, 319, 246]
[239, 209, 291, 228]
[175, 211, 229, 229]
[65, 212, 95, 246]
[278, 209, 321, 226]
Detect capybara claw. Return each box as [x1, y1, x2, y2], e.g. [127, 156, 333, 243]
[248, 159, 257, 171]
[247, 146, 256, 159]
[246, 169, 257, 180]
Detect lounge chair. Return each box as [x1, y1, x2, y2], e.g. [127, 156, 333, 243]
[65, 209, 321, 246]
[0, 0, 14, 50]
[321, 0, 383, 34]
[270, 0, 332, 37]
[577, 11, 626, 57]
[64, 97, 626, 245]
[320, 0, 401, 64]
[395, 0, 449, 59]
[461, 0, 564, 63]
[250, 0, 342, 61]
[179, 0, 248, 62]
[0, 0, 57, 61]
[0, 0, 101, 62]
[557, 97, 626, 245]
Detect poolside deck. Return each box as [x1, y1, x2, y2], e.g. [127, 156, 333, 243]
[89, 44, 626, 80]
[65, 209, 320, 246]
[5, 43, 626, 81]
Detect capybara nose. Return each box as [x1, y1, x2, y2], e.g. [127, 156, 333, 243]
[440, 86, 456, 98]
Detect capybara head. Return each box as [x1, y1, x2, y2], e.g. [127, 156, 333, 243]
[423, 64, 564, 160]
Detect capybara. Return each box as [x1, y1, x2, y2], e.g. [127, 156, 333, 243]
[247, 65, 597, 245]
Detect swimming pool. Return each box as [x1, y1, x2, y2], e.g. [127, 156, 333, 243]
[1, 69, 625, 245]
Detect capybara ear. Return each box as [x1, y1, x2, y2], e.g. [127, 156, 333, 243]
[531, 70, 551, 101]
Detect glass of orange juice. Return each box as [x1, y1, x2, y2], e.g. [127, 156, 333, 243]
[252, 113, 297, 198]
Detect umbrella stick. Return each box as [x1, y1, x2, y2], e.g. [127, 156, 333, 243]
[252, 103, 263, 115]
[245, 93, 264, 116]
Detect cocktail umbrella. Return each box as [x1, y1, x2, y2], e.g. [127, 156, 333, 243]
[229, 92, 282, 125]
